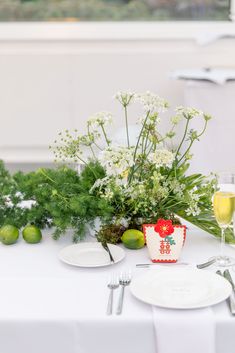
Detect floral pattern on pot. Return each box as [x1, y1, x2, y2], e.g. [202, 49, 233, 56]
[143, 222, 186, 263]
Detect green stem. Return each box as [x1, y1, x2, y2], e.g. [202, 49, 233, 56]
[124, 105, 130, 148]
[39, 169, 56, 183]
[197, 120, 208, 139]
[174, 118, 190, 161]
[93, 141, 103, 151]
[128, 111, 150, 183]
[133, 111, 150, 162]
[76, 155, 98, 179]
[143, 129, 150, 156]
[39, 169, 70, 205]
[101, 124, 110, 146]
[87, 125, 102, 151]
[177, 120, 208, 166]
[89, 145, 96, 159]
[177, 140, 194, 165]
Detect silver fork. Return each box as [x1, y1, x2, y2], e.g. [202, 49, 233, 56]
[116, 271, 132, 315]
[107, 276, 119, 315]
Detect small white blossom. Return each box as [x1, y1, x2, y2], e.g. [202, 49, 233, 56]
[175, 106, 203, 119]
[114, 91, 136, 106]
[148, 149, 174, 168]
[4, 196, 13, 208]
[15, 191, 24, 199]
[17, 200, 37, 210]
[87, 111, 113, 130]
[136, 91, 169, 114]
[185, 190, 201, 216]
[99, 145, 134, 177]
[89, 176, 111, 193]
[185, 205, 201, 217]
[46, 218, 53, 226]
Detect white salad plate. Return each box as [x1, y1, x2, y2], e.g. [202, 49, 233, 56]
[59, 242, 125, 268]
[130, 268, 232, 309]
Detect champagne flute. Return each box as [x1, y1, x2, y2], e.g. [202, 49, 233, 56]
[212, 173, 235, 267]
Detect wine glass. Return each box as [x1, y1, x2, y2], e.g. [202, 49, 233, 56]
[212, 173, 235, 267]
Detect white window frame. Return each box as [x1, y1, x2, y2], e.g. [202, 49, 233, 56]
[0, 0, 234, 42]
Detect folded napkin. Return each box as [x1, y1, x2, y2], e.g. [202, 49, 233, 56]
[152, 306, 215, 353]
[170, 68, 235, 85]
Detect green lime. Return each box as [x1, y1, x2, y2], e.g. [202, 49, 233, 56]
[121, 229, 145, 249]
[22, 225, 42, 244]
[0, 225, 19, 245]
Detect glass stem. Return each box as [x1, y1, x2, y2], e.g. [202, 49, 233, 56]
[220, 227, 226, 258]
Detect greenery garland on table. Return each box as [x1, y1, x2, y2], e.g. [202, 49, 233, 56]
[0, 91, 234, 244]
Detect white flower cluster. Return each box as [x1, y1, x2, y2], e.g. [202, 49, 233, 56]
[185, 205, 200, 217]
[114, 91, 135, 106]
[3, 192, 24, 208]
[99, 145, 134, 177]
[3, 193, 37, 210]
[90, 176, 111, 193]
[148, 149, 174, 168]
[17, 200, 37, 210]
[175, 106, 203, 119]
[185, 190, 201, 216]
[136, 91, 169, 114]
[87, 111, 113, 130]
[4, 195, 14, 208]
[170, 180, 185, 198]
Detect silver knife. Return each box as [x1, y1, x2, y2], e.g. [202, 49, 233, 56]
[136, 262, 189, 268]
[223, 269, 235, 315]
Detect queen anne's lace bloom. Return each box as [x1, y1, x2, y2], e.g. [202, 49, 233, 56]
[175, 106, 203, 119]
[148, 149, 174, 168]
[87, 111, 113, 130]
[114, 91, 136, 106]
[99, 145, 134, 177]
[136, 91, 169, 114]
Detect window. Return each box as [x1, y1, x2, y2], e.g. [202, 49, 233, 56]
[0, 0, 231, 22]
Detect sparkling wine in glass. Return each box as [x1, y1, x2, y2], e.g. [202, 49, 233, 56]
[212, 174, 235, 267]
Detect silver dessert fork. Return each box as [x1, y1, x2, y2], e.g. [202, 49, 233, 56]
[107, 276, 119, 315]
[116, 271, 132, 315]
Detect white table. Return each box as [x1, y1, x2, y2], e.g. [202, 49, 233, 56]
[0, 227, 235, 353]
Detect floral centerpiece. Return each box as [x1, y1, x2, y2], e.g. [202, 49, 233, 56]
[49, 91, 232, 242]
[0, 91, 234, 244]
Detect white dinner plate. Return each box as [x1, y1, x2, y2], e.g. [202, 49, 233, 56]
[130, 268, 232, 309]
[58, 242, 125, 267]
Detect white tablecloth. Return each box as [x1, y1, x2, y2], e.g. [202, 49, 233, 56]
[0, 227, 235, 353]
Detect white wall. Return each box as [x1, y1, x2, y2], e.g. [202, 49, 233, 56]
[0, 23, 235, 170]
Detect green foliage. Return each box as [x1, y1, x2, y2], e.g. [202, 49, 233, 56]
[96, 223, 126, 244]
[0, 161, 113, 242]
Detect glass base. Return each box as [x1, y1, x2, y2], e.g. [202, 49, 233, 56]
[209, 255, 235, 267]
